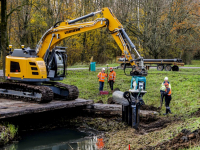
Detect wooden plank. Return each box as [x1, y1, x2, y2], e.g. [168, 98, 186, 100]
[0, 98, 94, 119]
[85, 103, 159, 117]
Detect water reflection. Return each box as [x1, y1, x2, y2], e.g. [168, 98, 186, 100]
[3, 128, 104, 150]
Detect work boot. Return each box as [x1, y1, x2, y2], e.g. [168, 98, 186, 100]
[163, 109, 169, 115]
[168, 108, 172, 114]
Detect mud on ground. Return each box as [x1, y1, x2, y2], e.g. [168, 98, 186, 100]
[104, 113, 173, 149]
[191, 108, 200, 117]
[139, 117, 171, 133]
[141, 128, 200, 150]
[140, 105, 160, 112]
[105, 105, 200, 150]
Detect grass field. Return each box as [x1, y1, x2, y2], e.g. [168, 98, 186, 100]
[184, 60, 200, 67]
[62, 67, 200, 149]
[63, 68, 200, 116]
[67, 62, 119, 68]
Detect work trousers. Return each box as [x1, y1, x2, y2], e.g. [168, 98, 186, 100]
[165, 95, 171, 107]
[99, 81, 104, 91]
[160, 91, 165, 103]
[109, 80, 114, 90]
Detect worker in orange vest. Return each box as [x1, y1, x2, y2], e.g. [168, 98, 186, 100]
[108, 67, 116, 93]
[163, 83, 172, 115]
[97, 68, 107, 91]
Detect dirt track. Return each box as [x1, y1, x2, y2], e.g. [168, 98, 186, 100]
[138, 105, 171, 133]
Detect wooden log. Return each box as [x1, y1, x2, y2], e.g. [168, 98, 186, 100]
[85, 103, 159, 117]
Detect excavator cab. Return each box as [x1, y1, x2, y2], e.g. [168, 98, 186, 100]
[5, 46, 67, 82]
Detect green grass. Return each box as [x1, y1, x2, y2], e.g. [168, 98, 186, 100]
[191, 60, 200, 65]
[67, 62, 119, 68]
[67, 63, 90, 68]
[144, 69, 200, 115]
[184, 60, 200, 67]
[63, 68, 133, 103]
[184, 146, 200, 150]
[63, 68, 200, 116]
[0, 124, 18, 145]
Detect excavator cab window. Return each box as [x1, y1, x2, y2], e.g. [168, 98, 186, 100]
[47, 49, 66, 80]
[55, 52, 65, 76]
[10, 61, 21, 72]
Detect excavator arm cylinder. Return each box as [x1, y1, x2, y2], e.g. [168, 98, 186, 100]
[68, 11, 102, 24]
[121, 29, 141, 58]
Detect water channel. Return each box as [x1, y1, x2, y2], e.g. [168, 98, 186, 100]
[3, 128, 102, 150]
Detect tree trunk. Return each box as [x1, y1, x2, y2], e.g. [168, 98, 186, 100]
[1, 0, 7, 79]
[0, 30, 1, 59]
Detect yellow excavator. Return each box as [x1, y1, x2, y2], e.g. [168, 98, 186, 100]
[1, 7, 147, 103]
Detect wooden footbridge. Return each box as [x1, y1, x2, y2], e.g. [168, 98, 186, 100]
[0, 98, 93, 119]
[0, 98, 158, 120]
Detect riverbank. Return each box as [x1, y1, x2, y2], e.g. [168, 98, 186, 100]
[0, 124, 18, 146]
[0, 105, 126, 149]
[0, 101, 158, 149]
[1, 104, 200, 149]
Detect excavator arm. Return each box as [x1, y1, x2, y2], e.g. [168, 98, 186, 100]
[36, 7, 147, 76]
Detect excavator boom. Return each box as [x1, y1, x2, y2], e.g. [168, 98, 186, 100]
[35, 7, 146, 76]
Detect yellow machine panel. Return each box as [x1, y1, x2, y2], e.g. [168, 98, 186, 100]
[6, 56, 47, 80]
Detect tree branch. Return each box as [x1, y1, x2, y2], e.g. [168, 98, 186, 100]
[6, 2, 40, 19]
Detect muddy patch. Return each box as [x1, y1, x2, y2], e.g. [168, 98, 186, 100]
[140, 105, 160, 111]
[191, 108, 200, 117]
[75, 117, 127, 132]
[139, 118, 171, 133]
[138, 105, 170, 133]
[107, 97, 116, 104]
[140, 128, 200, 150]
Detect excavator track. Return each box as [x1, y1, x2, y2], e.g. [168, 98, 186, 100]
[0, 82, 54, 103]
[0, 81, 79, 103]
[44, 82, 79, 100]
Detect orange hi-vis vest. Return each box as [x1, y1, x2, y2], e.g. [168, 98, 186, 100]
[165, 87, 171, 96]
[108, 71, 116, 81]
[97, 72, 107, 82]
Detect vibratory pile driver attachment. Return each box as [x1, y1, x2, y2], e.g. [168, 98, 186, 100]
[112, 76, 146, 129]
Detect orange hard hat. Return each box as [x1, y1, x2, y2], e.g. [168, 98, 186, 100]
[110, 67, 113, 69]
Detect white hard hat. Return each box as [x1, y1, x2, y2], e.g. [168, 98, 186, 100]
[102, 68, 105, 70]
[164, 77, 168, 80]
